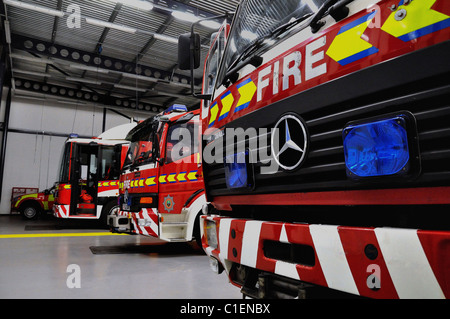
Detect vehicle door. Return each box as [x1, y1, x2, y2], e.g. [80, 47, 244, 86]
[70, 143, 98, 216]
[158, 114, 202, 215]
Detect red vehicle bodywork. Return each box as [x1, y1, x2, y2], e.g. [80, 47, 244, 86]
[109, 108, 206, 243]
[198, 0, 450, 299]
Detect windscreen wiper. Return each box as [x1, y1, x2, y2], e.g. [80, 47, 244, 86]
[271, 12, 314, 38]
[221, 38, 265, 86]
[310, 0, 354, 33]
[221, 12, 315, 87]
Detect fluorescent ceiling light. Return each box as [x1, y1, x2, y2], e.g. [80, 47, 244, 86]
[171, 11, 199, 23]
[66, 77, 102, 85]
[171, 11, 221, 29]
[4, 0, 65, 17]
[153, 33, 178, 44]
[200, 20, 222, 29]
[85, 17, 137, 34]
[4, 20, 11, 44]
[69, 64, 110, 74]
[121, 73, 157, 82]
[10, 53, 54, 64]
[114, 84, 147, 93]
[14, 70, 52, 77]
[108, 0, 154, 10]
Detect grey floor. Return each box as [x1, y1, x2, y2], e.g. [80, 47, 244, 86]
[0, 214, 242, 299]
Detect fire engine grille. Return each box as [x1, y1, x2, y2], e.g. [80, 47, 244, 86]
[203, 42, 450, 198]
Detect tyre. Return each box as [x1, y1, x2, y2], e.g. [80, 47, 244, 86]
[100, 200, 119, 226]
[20, 204, 41, 220]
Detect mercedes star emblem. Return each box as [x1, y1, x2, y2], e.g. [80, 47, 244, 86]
[271, 113, 309, 171]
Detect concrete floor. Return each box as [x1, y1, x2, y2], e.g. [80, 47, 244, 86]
[0, 214, 242, 299]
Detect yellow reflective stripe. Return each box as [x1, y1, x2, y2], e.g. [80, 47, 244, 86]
[0, 232, 127, 239]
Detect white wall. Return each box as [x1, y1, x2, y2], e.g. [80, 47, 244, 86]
[0, 90, 150, 214]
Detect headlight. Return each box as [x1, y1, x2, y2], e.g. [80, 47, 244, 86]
[204, 220, 218, 249]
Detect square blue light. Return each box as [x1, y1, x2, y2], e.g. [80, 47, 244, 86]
[343, 116, 410, 178]
[224, 152, 248, 189]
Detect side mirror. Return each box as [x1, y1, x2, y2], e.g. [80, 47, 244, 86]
[178, 32, 201, 71]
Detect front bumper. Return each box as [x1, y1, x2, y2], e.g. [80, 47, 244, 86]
[108, 213, 132, 233]
[201, 215, 450, 299]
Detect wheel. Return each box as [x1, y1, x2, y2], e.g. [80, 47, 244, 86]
[20, 204, 41, 220]
[100, 200, 119, 226]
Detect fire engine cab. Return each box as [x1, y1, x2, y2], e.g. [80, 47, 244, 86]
[179, 0, 450, 298]
[53, 122, 136, 224]
[108, 105, 206, 245]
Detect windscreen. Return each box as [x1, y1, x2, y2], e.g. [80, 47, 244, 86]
[123, 120, 156, 169]
[217, 0, 327, 85]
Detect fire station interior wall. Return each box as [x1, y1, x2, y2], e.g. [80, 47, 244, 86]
[0, 89, 148, 214]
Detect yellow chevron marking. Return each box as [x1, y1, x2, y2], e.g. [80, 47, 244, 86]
[177, 172, 186, 182]
[167, 173, 177, 183]
[145, 177, 156, 186]
[159, 175, 167, 184]
[208, 102, 219, 128]
[219, 91, 234, 122]
[235, 79, 257, 112]
[381, 0, 450, 40]
[327, 11, 377, 65]
[187, 171, 198, 181]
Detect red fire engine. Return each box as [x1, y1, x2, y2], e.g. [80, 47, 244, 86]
[108, 105, 205, 244]
[179, 0, 450, 298]
[53, 122, 136, 224]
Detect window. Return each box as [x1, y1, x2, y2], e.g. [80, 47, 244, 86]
[123, 118, 157, 169]
[99, 146, 119, 180]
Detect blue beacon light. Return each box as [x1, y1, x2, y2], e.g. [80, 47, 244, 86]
[343, 116, 410, 178]
[224, 151, 249, 189]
